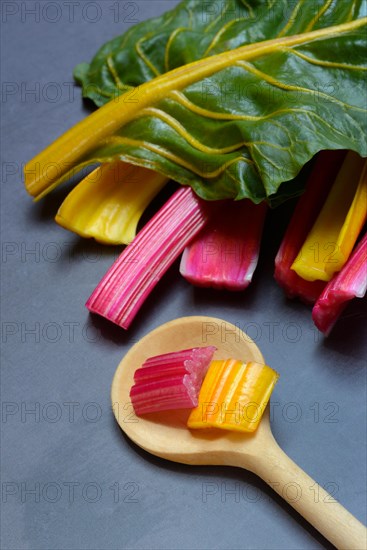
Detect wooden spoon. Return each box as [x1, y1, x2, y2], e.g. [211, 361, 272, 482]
[111, 316, 366, 549]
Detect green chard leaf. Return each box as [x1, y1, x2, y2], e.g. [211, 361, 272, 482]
[25, 0, 367, 205]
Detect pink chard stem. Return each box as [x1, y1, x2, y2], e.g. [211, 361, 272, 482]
[130, 346, 216, 415]
[274, 150, 346, 303]
[180, 200, 267, 290]
[312, 232, 367, 335]
[86, 187, 216, 329]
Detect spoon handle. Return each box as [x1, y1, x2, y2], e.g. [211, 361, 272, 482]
[246, 439, 366, 549]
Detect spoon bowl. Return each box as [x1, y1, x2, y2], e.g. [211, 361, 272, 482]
[111, 316, 366, 549]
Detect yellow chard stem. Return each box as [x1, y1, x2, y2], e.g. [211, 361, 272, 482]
[24, 18, 367, 198]
[55, 161, 168, 245]
[333, 161, 367, 276]
[291, 153, 367, 282]
[187, 360, 279, 433]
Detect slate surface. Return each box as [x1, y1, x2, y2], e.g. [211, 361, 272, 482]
[1, 2, 366, 549]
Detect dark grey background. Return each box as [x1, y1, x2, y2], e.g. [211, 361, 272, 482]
[1, 1, 366, 549]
